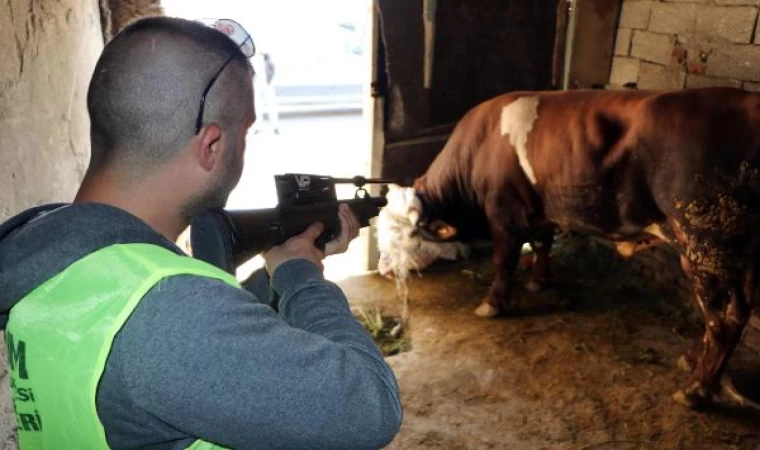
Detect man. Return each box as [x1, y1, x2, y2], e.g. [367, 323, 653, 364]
[0, 16, 402, 450]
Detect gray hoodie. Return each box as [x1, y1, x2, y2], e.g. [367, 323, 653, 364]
[0, 203, 402, 449]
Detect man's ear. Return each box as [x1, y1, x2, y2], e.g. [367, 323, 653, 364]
[194, 124, 223, 172]
[430, 219, 457, 240]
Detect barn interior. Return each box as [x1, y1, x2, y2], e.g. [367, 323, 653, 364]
[2, 0, 760, 448]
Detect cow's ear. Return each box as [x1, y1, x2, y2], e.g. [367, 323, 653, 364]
[431, 220, 457, 240]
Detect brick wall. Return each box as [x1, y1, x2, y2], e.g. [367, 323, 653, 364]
[609, 0, 760, 91]
[604, 0, 760, 350]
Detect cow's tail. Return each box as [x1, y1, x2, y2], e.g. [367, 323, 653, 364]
[752, 252, 760, 315]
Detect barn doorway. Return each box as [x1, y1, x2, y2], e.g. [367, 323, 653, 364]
[162, 0, 377, 282]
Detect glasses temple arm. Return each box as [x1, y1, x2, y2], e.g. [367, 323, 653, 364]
[194, 51, 238, 134]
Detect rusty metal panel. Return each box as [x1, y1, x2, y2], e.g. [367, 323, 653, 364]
[565, 0, 622, 89]
[376, 0, 431, 142]
[429, 0, 561, 125]
[377, 0, 564, 182]
[381, 131, 453, 183]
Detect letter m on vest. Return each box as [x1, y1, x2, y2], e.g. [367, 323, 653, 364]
[6, 332, 28, 380]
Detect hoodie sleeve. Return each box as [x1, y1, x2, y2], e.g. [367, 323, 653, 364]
[101, 258, 403, 450]
[240, 266, 276, 309]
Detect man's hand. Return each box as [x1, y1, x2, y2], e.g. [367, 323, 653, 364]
[263, 204, 361, 276]
[325, 204, 360, 256]
[264, 222, 327, 275]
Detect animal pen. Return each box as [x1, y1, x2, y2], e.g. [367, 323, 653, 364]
[1, 0, 760, 449]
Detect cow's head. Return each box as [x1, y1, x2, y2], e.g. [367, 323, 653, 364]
[415, 213, 459, 243]
[410, 176, 480, 243]
[376, 182, 469, 280]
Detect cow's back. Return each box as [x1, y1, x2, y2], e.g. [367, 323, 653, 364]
[634, 88, 760, 210]
[473, 88, 760, 236]
[419, 87, 760, 239]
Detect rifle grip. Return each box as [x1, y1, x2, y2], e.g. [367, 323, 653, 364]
[315, 226, 338, 252]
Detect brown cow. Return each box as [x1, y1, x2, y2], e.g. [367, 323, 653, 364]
[395, 87, 760, 411]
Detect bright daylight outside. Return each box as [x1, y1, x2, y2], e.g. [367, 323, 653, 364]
[162, 0, 375, 282]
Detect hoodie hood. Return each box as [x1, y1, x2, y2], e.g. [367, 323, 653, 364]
[0, 203, 183, 328]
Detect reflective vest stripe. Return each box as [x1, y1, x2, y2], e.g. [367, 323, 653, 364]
[6, 243, 238, 449]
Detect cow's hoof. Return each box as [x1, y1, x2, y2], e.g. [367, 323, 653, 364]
[672, 382, 710, 409]
[474, 301, 500, 318]
[525, 279, 544, 293]
[677, 354, 694, 372]
[672, 390, 696, 408]
[720, 376, 760, 412]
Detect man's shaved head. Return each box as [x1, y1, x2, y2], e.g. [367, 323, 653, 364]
[86, 16, 254, 174]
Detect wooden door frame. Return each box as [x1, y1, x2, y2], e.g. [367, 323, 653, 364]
[366, 0, 384, 271]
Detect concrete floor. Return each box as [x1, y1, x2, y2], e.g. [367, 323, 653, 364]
[338, 238, 760, 450]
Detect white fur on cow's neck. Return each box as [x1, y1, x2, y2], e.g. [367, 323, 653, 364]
[501, 96, 540, 184]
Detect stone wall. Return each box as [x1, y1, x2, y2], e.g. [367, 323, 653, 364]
[606, 0, 760, 352]
[610, 0, 760, 91]
[0, 0, 104, 446]
[0, 2, 103, 444]
[0, 1, 103, 223]
[100, 0, 163, 42]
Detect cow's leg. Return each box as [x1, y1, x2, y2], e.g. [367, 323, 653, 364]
[475, 223, 524, 318]
[672, 262, 753, 409]
[676, 254, 704, 373]
[525, 229, 554, 293]
[719, 258, 760, 411]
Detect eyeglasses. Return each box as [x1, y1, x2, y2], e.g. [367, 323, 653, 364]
[194, 18, 255, 135]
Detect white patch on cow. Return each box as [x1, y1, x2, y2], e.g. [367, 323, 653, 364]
[376, 185, 469, 281]
[500, 96, 540, 184]
[525, 279, 543, 293]
[614, 241, 638, 258]
[474, 301, 499, 318]
[644, 223, 669, 242]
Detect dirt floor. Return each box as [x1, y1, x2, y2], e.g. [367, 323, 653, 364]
[339, 237, 760, 450]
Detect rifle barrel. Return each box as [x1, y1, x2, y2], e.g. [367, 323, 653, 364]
[331, 176, 400, 186]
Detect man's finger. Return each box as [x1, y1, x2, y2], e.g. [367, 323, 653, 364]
[301, 222, 324, 240]
[350, 208, 359, 236]
[344, 206, 359, 238]
[339, 205, 353, 230]
[339, 207, 352, 237]
[344, 209, 357, 240]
